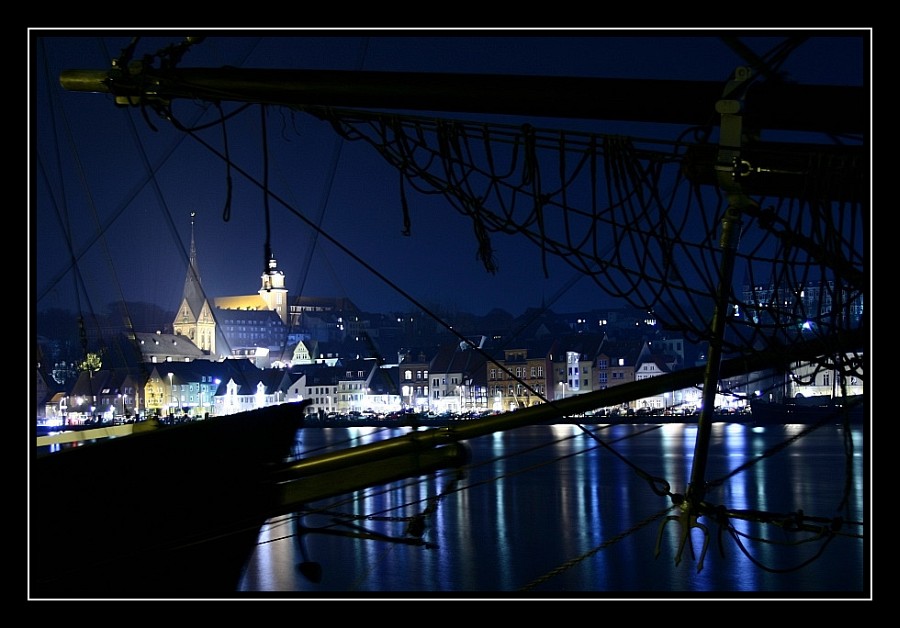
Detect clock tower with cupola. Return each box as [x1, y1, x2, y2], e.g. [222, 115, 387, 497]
[259, 251, 289, 325]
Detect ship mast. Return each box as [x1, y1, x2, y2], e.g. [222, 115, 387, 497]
[61, 66, 864, 136]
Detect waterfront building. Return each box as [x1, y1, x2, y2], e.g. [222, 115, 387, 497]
[147, 361, 231, 419]
[490, 338, 555, 412]
[289, 363, 341, 418]
[552, 334, 604, 401]
[367, 364, 404, 416]
[633, 353, 676, 412]
[398, 349, 431, 413]
[64, 368, 139, 425]
[752, 350, 865, 403]
[594, 337, 639, 396]
[429, 338, 489, 414]
[335, 357, 380, 415]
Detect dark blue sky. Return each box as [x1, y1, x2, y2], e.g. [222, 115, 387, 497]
[31, 29, 867, 319]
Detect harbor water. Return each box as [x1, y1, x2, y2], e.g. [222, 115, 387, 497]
[238, 421, 868, 599]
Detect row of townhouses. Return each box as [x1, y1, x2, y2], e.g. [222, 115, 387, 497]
[36, 329, 862, 427]
[34, 215, 864, 426]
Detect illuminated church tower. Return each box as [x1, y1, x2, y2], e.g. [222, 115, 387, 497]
[172, 212, 216, 354]
[259, 248, 289, 325]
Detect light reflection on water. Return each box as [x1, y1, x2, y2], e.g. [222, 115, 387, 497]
[239, 422, 867, 598]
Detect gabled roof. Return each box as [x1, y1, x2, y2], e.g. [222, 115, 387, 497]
[257, 368, 295, 394]
[398, 347, 431, 366]
[636, 354, 675, 374]
[597, 337, 642, 365]
[67, 367, 149, 402]
[638, 353, 678, 373]
[206, 359, 265, 395]
[290, 363, 343, 386]
[69, 369, 113, 397]
[369, 365, 401, 395]
[554, 333, 604, 359]
[430, 344, 460, 373]
[523, 336, 559, 359]
[338, 358, 379, 382]
[134, 331, 207, 361]
[147, 359, 231, 384]
[430, 343, 489, 376]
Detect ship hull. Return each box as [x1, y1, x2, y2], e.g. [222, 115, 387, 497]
[30, 402, 306, 598]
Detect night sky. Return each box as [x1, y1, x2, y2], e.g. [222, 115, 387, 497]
[31, 29, 867, 321]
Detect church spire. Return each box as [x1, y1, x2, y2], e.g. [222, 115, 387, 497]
[189, 212, 198, 277]
[182, 211, 205, 313]
[172, 211, 216, 355]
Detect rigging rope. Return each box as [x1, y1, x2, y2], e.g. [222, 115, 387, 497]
[306, 106, 864, 375]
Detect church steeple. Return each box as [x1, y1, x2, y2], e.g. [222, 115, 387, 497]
[259, 250, 289, 325]
[172, 211, 216, 354]
[182, 212, 205, 312]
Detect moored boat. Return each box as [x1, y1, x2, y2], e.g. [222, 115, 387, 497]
[30, 402, 307, 598]
[30, 398, 474, 598]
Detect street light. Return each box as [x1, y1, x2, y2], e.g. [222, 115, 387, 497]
[168, 372, 174, 418]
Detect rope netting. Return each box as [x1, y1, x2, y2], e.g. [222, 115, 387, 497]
[300, 107, 865, 383]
